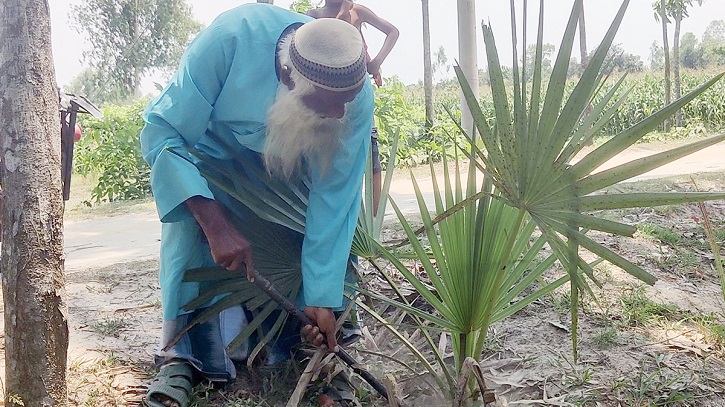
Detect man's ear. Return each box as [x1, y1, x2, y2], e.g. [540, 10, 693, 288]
[280, 65, 295, 90]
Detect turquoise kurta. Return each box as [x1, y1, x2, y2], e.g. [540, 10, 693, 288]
[141, 3, 374, 321]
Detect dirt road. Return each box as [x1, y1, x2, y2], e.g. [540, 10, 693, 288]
[64, 139, 725, 273]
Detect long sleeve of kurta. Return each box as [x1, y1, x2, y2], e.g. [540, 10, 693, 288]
[140, 4, 374, 311]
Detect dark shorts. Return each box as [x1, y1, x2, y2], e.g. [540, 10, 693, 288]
[371, 127, 382, 174]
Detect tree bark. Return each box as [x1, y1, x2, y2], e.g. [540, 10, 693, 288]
[0, 0, 68, 405]
[457, 0, 480, 138]
[422, 0, 435, 131]
[660, 0, 672, 132]
[673, 9, 683, 127]
[578, 2, 588, 70]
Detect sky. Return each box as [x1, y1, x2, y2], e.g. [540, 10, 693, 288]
[49, 0, 725, 91]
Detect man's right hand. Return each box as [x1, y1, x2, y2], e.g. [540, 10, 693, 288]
[185, 196, 256, 281]
[302, 306, 339, 352]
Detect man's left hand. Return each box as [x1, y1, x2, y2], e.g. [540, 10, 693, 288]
[302, 306, 339, 352]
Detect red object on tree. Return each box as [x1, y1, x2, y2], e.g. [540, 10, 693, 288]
[73, 123, 82, 142]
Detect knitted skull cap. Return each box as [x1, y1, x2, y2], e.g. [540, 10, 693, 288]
[290, 18, 367, 92]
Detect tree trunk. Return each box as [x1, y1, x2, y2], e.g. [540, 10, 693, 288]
[660, 0, 672, 132]
[0, 0, 68, 406]
[673, 9, 683, 127]
[457, 0, 480, 138]
[422, 0, 435, 131]
[578, 2, 588, 70]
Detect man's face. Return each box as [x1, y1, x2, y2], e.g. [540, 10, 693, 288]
[300, 83, 363, 119]
[264, 82, 353, 178]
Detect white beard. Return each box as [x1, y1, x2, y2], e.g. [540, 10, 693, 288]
[264, 85, 346, 179]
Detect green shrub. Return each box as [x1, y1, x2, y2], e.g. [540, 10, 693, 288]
[74, 99, 151, 203]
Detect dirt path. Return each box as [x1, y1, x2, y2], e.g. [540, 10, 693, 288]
[62, 139, 725, 270]
[388, 138, 725, 215]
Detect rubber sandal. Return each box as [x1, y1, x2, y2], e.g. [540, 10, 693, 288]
[144, 362, 194, 407]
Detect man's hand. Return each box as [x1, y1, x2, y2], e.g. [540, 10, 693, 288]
[367, 58, 381, 78]
[185, 196, 256, 281]
[336, 0, 353, 23]
[302, 306, 339, 352]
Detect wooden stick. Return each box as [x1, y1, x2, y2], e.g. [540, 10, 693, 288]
[287, 347, 326, 407]
[250, 269, 399, 404]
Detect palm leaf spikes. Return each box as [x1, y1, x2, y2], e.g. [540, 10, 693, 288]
[452, 0, 725, 360]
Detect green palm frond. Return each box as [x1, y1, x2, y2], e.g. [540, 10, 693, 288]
[450, 0, 724, 360]
[166, 198, 303, 357]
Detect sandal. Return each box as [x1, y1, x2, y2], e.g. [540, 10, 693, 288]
[144, 361, 195, 407]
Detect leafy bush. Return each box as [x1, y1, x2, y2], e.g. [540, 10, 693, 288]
[73, 99, 151, 203]
[374, 76, 465, 167]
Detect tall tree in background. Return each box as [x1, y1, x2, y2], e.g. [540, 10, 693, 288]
[654, 0, 672, 132]
[422, 0, 435, 130]
[578, 1, 588, 70]
[70, 0, 202, 102]
[649, 40, 665, 69]
[680, 32, 703, 68]
[653, 0, 703, 128]
[457, 0, 479, 136]
[702, 20, 725, 66]
[670, 0, 704, 126]
[0, 0, 68, 405]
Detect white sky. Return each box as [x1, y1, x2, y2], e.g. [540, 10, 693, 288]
[49, 0, 725, 90]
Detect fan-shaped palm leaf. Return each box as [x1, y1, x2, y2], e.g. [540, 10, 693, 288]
[452, 0, 725, 360]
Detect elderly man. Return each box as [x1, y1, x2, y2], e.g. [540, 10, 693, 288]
[140, 3, 373, 406]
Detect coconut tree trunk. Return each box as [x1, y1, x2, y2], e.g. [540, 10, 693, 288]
[578, 2, 588, 70]
[0, 0, 68, 405]
[673, 8, 683, 127]
[422, 0, 435, 131]
[457, 0, 480, 137]
[660, 0, 672, 132]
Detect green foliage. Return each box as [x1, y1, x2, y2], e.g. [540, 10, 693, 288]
[593, 71, 725, 135]
[624, 356, 696, 406]
[702, 20, 725, 66]
[592, 327, 619, 349]
[64, 67, 129, 106]
[638, 223, 683, 246]
[70, 0, 202, 102]
[372, 4, 725, 399]
[607, 43, 645, 73]
[289, 0, 321, 14]
[374, 76, 465, 167]
[620, 287, 682, 326]
[73, 100, 151, 203]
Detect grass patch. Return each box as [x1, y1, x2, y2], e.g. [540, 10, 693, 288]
[620, 287, 683, 327]
[592, 327, 619, 349]
[621, 354, 698, 407]
[90, 315, 128, 337]
[638, 224, 683, 247]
